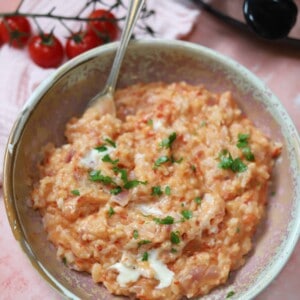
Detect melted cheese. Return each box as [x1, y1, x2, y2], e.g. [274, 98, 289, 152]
[153, 119, 163, 131]
[110, 249, 174, 289]
[110, 262, 143, 287]
[137, 203, 163, 216]
[148, 249, 174, 289]
[80, 147, 114, 169]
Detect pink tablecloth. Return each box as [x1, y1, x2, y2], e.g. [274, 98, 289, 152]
[0, 1, 299, 299]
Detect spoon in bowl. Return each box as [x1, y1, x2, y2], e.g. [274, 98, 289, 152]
[86, 0, 145, 116]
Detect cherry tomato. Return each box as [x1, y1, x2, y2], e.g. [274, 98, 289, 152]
[87, 9, 118, 42]
[28, 33, 64, 68]
[66, 31, 103, 59]
[0, 16, 31, 48]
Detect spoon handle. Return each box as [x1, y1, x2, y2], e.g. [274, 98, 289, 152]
[105, 0, 146, 95]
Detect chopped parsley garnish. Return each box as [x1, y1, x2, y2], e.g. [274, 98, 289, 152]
[171, 248, 178, 253]
[160, 132, 177, 149]
[181, 210, 193, 220]
[236, 227, 240, 233]
[170, 155, 183, 164]
[154, 155, 169, 168]
[152, 186, 163, 196]
[108, 206, 115, 217]
[154, 216, 174, 225]
[165, 186, 171, 195]
[124, 180, 147, 189]
[62, 257, 67, 265]
[147, 119, 153, 126]
[200, 120, 207, 127]
[237, 133, 249, 148]
[112, 167, 146, 189]
[104, 138, 116, 148]
[138, 239, 151, 247]
[71, 189, 80, 196]
[218, 149, 234, 169]
[141, 252, 149, 261]
[89, 170, 116, 185]
[241, 146, 255, 161]
[113, 167, 128, 183]
[95, 145, 108, 152]
[231, 158, 247, 173]
[218, 150, 247, 173]
[191, 165, 196, 172]
[195, 197, 202, 204]
[170, 231, 180, 244]
[110, 186, 122, 195]
[133, 229, 139, 239]
[102, 154, 119, 165]
[236, 133, 255, 161]
[226, 291, 235, 298]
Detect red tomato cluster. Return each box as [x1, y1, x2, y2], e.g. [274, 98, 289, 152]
[0, 9, 118, 68]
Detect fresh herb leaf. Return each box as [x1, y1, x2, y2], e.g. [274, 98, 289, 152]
[242, 146, 255, 161]
[231, 158, 247, 173]
[226, 291, 235, 298]
[62, 257, 67, 265]
[104, 138, 116, 148]
[160, 132, 177, 149]
[71, 189, 80, 196]
[138, 239, 151, 247]
[181, 210, 193, 220]
[218, 150, 247, 173]
[191, 165, 196, 172]
[102, 154, 119, 165]
[147, 119, 153, 126]
[152, 186, 163, 196]
[236, 133, 255, 161]
[124, 180, 147, 189]
[113, 167, 128, 183]
[89, 170, 115, 185]
[171, 155, 183, 164]
[133, 229, 139, 239]
[219, 149, 229, 157]
[108, 206, 115, 217]
[154, 156, 169, 168]
[238, 133, 250, 143]
[236, 227, 240, 233]
[195, 197, 202, 204]
[171, 248, 178, 253]
[237, 140, 248, 148]
[141, 252, 149, 261]
[218, 150, 234, 170]
[95, 145, 108, 152]
[110, 186, 122, 195]
[154, 216, 174, 225]
[165, 186, 171, 195]
[170, 231, 180, 244]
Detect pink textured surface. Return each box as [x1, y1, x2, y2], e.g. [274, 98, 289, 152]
[0, 1, 299, 299]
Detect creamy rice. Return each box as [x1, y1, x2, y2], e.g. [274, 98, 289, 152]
[31, 82, 281, 299]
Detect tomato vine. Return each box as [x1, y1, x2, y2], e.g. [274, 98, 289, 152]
[0, 0, 155, 68]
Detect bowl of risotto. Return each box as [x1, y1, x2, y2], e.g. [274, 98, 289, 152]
[3, 40, 300, 300]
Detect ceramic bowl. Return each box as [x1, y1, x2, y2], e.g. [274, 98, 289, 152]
[3, 40, 300, 300]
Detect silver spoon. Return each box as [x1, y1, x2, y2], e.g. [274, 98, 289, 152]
[87, 0, 146, 116]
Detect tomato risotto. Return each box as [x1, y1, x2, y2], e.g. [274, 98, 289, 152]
[31, 82, 281, 299]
